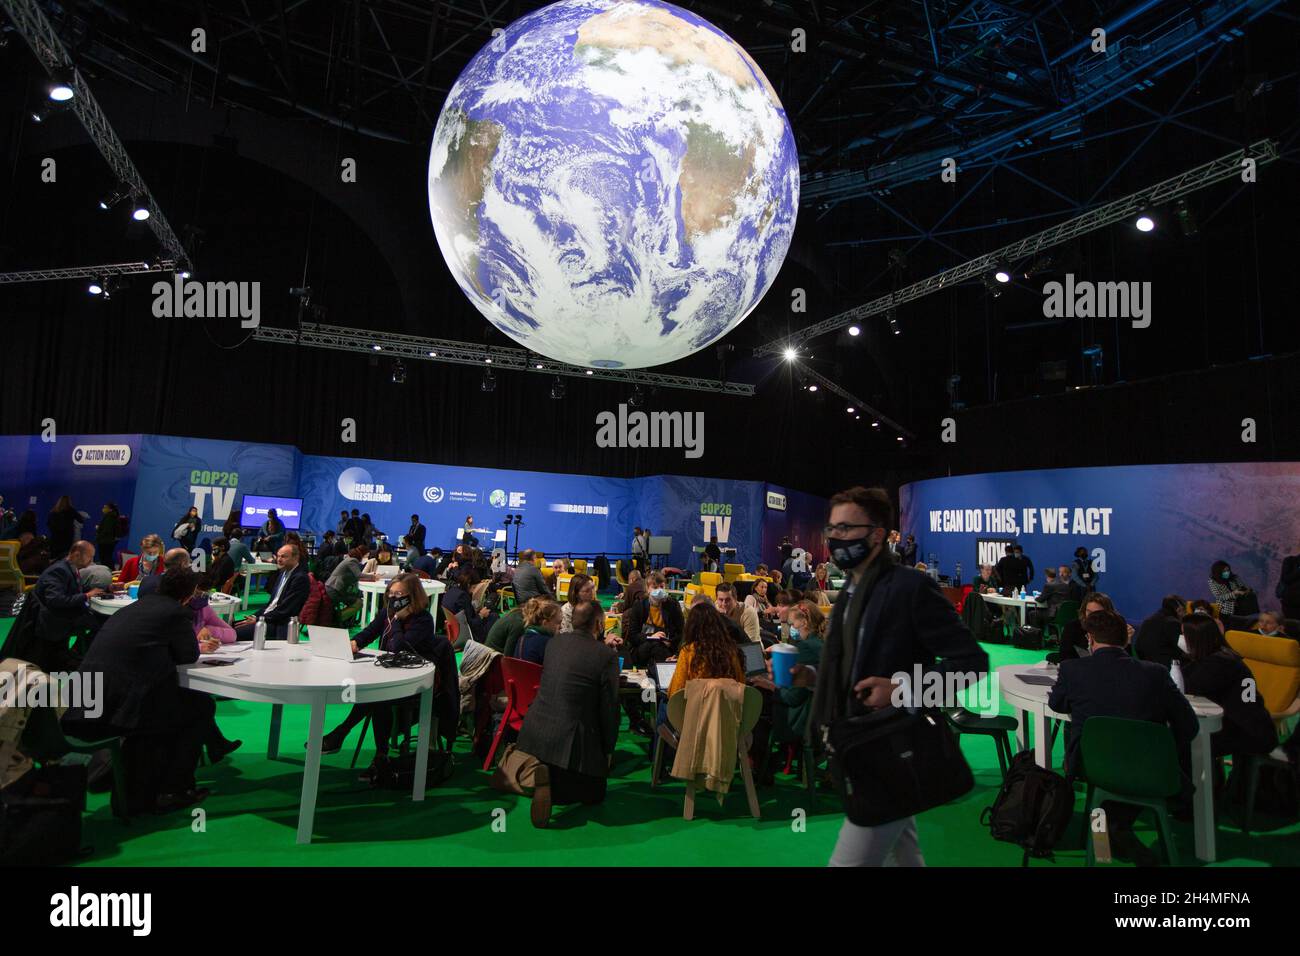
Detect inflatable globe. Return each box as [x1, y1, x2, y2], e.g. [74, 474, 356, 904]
[427, 0, 799, 369]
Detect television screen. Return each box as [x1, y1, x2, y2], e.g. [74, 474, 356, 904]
[240, 495, 303, 530]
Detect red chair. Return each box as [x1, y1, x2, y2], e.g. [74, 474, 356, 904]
[441, 606, 460, 644]
[481, 657, 543, 770]
[955, 584, 974, 614]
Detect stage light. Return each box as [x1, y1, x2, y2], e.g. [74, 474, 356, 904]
[391, 360, 406, 385]
[807, 384, 818, 392]
[994, 270, 1011, 283]
[535, 363, 544, 369]
[896, 436, 904, 442]
[585, 370, 593, 375]
[783, 347, 797, 361]
[30, 108, 46, 123]
[484, 357, 492, 363]
[131, 204, 150, 221]
[88, 282, 103, 295]
[427, 351, 436, 357]
[48, 78, 74, 102]
[550, 377, 565, 400]
[481, 367, 496, 392]
[1135, 214, 1155, 232]
[371, 344, 381, 351]
[888, 310, 901, 334]
[179, 270, 191, 279]
[855, 415, 861, 420]
[872, 421, 880, 428]
[848, 325, 860, 336]
[846, 406, 855, 414]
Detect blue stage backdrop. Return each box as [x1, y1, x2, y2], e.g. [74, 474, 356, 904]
[0, 434, 141, 547]
[634, 475, 767, 571]
[900, 462, 1300, 622]
[130, 436, 301, 553]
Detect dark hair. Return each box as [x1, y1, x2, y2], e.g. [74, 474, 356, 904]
[827, 485, 893, 530]
[680, 604, 742, 677]
[774, 590, 794, 606]
[571, 600, 602, 635]
[1209, 560, 1231, 580]
[1189, 598, 1216, 617]
[1082, 609, 1126, 645]
[158, 567, 199, 600]
[348, 544, 368, 560]
[715, 581, 736, 597]
[1181, 614, 1228, 662]
[389, 572, 429, 614]
[567, 572, 593, 606]
[1077, 591, 1116, 621]
[213, 537, 229, 551]
[1160, 594, 1186, 618]
[1043, 566, 1057, 580]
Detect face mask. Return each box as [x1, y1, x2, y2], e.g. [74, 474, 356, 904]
[789, 626, 801, 640]
[826, 536, 872, 569]
[388, 595, 412, 612]
[1177, 635, 1189, 654]
[650, 588, 667, 600]
[1221, 571, 1231, 580]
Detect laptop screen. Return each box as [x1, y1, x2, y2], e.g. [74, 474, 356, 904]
[740, 642, 767, 675]
[655, 662, 676, 689]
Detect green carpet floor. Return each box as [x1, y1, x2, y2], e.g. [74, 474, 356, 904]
[2, 595, 1295, 867]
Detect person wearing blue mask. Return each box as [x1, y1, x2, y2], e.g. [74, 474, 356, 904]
[623, 570, 683, 671]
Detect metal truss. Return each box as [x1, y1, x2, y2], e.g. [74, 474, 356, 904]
[2, 0, 191, 268]
[0, 260, 177, 284]
[252, 322, 756, 396]
[797, 362, 914, 440]
[757, 139, 1279, 356]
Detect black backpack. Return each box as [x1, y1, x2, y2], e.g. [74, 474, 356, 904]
[981, 750, 1075, 863]
[1013, 625, 1044, 649]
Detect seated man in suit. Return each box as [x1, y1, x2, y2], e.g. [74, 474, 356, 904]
[232, 543, 310, 640]
[62, 566, 217, 814]
[515, 601, 620, 827]
[511, 548, 554, 604]
[30, 540, 105, 671]
[1048, 609, 1199, 862]
[1028, 566, 1071, 627]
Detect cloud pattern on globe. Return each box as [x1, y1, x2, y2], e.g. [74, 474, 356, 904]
[427, 0, 799, 369]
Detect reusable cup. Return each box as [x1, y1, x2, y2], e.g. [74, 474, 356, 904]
[127, 583, 140, 599]
[771, 643, 799, 688]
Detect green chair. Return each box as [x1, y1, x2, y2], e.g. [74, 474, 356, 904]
[1241, 751, 1299, 835]
[1080, 717, 1182, 865]
[20, 704, 129, 822]
[1043, 601, 1079, 647]
[944, 707, 1019, 778]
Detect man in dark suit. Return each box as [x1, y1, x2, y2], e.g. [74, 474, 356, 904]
[516, 601, 620, 827]
[343, 509, 365, 544]
[1048, 608, 1198, 860]
[1133, 596, 1187, 668]
[1060, 564, 1086, 604]
[996, 543, 1032, 591]
[62, 567, 216, 814]
[232, 543, 310, 639]
[512, 548, 554, 604]
[1028, 566, 1071, 626]
[30, 540, 104, 671]
[405, 514, 427, 553]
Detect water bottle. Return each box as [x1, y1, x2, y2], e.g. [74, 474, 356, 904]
[1170, 660, 1185, 693]
[288, 616, 300, 644]
[253, 618, 267, 651]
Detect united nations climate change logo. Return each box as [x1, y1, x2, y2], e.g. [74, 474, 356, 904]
[489, 489, 507, 507]
[422, 486, 444, 503]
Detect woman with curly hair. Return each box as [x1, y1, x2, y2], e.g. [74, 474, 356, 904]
[666, 603, 744, 697]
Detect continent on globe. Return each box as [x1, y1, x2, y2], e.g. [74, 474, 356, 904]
[427, 0, 799, 369]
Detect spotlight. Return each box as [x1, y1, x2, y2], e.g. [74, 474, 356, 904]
[179, 270, 191, 279]
[30, 108, 46, 123]
[87, 282, 103, 295]
[484, 357, 492, 364]
[846, 406, 855, 414]
[1135, 214, 1155, 232]
[783, 347, 797, 361]
[131, 203, 151, 221]
[585, 370, 593, 375]
[994, 270, 1011, 283]
[390, 360, 406, 385]
[847, 325, 860, 337]
[896, 436, 904, 443]
[427, 351, 436, 357]
[48, 71, 75, 102]
[807, 384, 818, 393]
[90, 277, 116, 299]
[872, 421, 880, 429]
[550, 377, 565, 400]
[855, 415, 861, 420]
[535, 363, 544, 369]
[481, 367, 496, 393]
[371, 344, 382, 351]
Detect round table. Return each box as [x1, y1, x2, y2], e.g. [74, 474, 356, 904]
[358, 578, 446, 627]
[238, 561, 279, 610]
[178, 643, 437, 844]
[980, 591, 1040, 627]
[997, 662, 1224, 862]
[91, 591, 241, 621]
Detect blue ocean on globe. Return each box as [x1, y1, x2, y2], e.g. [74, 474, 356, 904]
[427, 0, 800, 369]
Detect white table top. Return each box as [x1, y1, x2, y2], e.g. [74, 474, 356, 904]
[90, 591, 240, 616]
[981, 591, 1040, 606]
[240, 561, 278, 573]
[996, 662, 1224, 724]
[359, 578, 446, 595]
[177, 641, 435, 704]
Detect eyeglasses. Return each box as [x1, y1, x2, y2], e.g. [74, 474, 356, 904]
[822, 522, 877, 537]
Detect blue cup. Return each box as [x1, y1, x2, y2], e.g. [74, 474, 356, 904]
[771, 644, 798, 688]
[127, 583, 139, 599]
[618, 657, 625, 671]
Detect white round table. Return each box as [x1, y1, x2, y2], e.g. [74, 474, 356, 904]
[980, 591, 1040, 627]
[997, 662, 1224, 862]
[238, 561, 279, 610]
[359, 578, 446, 627]
[91, 591, 241, 621]
[178, 643, 437, 844]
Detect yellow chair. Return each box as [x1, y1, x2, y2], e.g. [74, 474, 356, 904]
[615, 561, 630, 588]
[683, 582, 701, 605]
[699, 571, 722, 601]
[555, 573, 573, 601]
[723, 563, 745, 583]
[1225, 630, 1300, 731]
[0, 539, 32, 593]
[573, 559, 588, 576]
[534, 553, 545, 566]
[1186, 601, 1221, 619]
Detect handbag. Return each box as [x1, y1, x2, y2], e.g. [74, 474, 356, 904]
[823, 705, 974, 827]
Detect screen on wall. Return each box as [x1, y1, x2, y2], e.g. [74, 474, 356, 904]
[241, 495, 303, 530]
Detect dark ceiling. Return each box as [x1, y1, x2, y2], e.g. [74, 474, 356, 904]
[2, 0, 1298, 494]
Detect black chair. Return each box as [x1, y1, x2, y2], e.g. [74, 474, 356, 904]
[1241, 751, 1299, 835]
[21, 705, 129, 822]
[944, 707, 1018, 778]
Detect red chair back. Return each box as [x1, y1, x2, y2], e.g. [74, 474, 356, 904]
[442, 606, 460, 644]
[500, 657, 543, 732]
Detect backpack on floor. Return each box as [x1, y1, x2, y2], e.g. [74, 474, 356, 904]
[980, 750, 1075, 863]
[1013, 625, 1044, 650]
[0, 764, 89, 865]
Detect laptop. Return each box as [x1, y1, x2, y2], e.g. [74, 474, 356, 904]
[374, 564, 401, 579]
[654, 662, 676, 690]
[740, 641, 768, 677]
[307, 625, 377, 663]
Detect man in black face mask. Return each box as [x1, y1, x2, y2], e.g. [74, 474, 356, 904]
[1073, 546, 1098, 594]
[789, 486, 987, 866]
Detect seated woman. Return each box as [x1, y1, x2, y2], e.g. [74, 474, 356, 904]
[362, 543, 397, 575]
[1180, 614, 1276, 784]
[745, 578, 775, 619]
[120, 533, 165, 583]
[318, 573, 457, 762]
[666, 603, 744, 698]
[186, 575, 241, 762]
[622, 572, 684, 670]
[560, 573, 604, 633]
[513, 598, 562, 665]
[442, 568, 475, 620]
[770, 601, 826, 745]
[809, 563, 832, 594]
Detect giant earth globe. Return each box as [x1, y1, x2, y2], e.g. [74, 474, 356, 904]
[427, 0, 799, 369]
